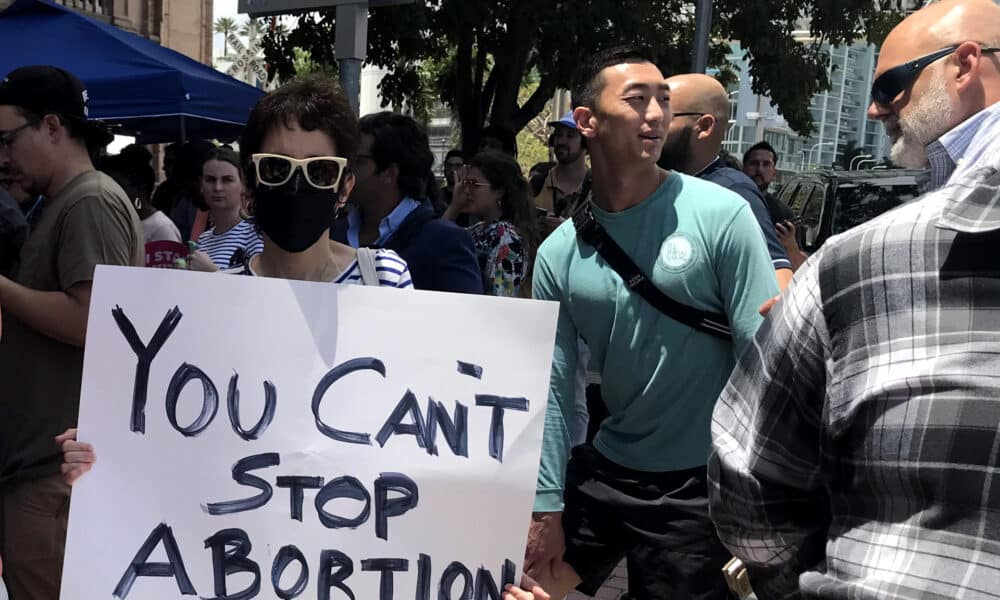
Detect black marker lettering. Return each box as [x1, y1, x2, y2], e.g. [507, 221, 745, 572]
[425, 398, 469, 457]
[318, 550, 355, 600]
[113, 522, 195, 599]
[165, 363, 219, 437]
[475, 395, 529, 463]
[204, 453, 280, 515]
[312, 357, 385, 445]
[113, 305, 183, 434]
[473, 560, 516, 600]
[227, 373, 277, 441]
[456, 361, 483, 379]
[438, 561, 473, 600]
[275, 476, 324, 522]
[416, 554, 431, 600]
[271, 545, 308, 600]
[314, 476, 371, 529]
[373, 472, 419, 541]
[375, 390, 427, 450]
[361, 558, 408, 600]
[204, 528, 261, 600]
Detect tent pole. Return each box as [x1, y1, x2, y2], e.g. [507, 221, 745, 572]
[180, 115, 187, 143]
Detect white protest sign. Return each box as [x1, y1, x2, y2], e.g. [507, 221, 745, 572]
[62, 266, 557, 600]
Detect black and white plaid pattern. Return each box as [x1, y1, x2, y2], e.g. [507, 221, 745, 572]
[709, 161, 1000, 599]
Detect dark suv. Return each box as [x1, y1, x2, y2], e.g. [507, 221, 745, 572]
[775, 169, 922, 252]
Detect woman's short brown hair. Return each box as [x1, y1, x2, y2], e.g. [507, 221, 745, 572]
[239, 75, 360, 189]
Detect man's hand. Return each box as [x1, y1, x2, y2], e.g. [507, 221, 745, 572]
[758, 295, 780, 316]
[524, 512, 565, 578]
[776, 220, 810, 271]
[55, 428, 96, 486]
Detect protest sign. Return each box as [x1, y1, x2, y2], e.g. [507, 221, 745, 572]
[61, 266, 557, 600]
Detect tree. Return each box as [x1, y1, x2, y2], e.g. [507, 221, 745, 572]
[214, 16, 237, 57]
[263, 0, 909, 153]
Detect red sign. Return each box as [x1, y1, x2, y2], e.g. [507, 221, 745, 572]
[145, 241, 188, 269]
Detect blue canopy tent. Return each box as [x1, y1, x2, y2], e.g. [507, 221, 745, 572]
[0, 0, 264, 143]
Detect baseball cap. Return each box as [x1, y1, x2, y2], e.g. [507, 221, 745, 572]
[547, 111, 577, 130]
[0, 66, 114, 147]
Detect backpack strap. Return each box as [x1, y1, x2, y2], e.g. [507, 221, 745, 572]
[571, 200, 733, 341]
[356, 247, 380, 286]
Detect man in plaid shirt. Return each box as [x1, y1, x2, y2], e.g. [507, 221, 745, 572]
[710, 1, 1000, 597]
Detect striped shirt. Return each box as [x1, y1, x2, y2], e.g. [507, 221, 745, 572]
[920, 100, 1000, 194]
[226, 248, 413, 288]
[709, 158, 1000, 599]
[196, 220, 264, 269]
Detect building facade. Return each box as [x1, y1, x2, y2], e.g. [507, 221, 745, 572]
[722, 41, 889, 174]
[1, 0, 214, 65]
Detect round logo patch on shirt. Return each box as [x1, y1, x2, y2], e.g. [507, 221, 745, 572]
[658, 233, 696, 272]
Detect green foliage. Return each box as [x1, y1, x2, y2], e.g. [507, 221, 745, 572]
[214, 16, 237, 57]
[263, 0, 905, 146]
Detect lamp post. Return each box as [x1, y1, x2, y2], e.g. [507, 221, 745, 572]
[856, 158, 880, 170]
[807, 141, 834, 169]
[850, 153, 873, 170]
[238, 0, 414, 114]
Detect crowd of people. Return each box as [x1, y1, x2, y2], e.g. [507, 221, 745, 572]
[3, 0, 1000, 598]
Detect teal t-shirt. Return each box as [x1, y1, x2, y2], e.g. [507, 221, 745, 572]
[532, 171, 779, 511]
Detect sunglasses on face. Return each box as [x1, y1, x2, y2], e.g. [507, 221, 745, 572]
[870, 44, 1000, 107]
[250, 153, 348, 190]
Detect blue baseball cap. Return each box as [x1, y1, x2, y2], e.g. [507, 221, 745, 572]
[547, 111, 577, 130]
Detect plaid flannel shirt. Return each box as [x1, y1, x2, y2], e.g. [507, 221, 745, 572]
[709, 158, 1000, 599]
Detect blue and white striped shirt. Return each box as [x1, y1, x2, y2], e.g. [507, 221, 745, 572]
[921, 99, 1000, 193]
[196, 220, 264, 269]
[226, 248, 413, 288]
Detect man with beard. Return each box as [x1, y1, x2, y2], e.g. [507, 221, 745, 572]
[534, 111, 591, 219]
[658, 74, 792, 290]
[524, 46, 777, 600]
[0, 66, 143, 600]
[710, 3, 1000, 598]
[867, 0, 1000, 194]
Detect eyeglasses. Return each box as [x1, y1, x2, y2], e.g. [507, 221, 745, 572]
[870, 44, 1000, 107]
[250, 153, 348, 190]
[460, 179, 491, 188]
[0, 121, 37, 150]
[455, 165, 491, 189]
[671, 112, 705, 119]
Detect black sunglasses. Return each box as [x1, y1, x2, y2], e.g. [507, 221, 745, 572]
[871, 44, 1000, 106]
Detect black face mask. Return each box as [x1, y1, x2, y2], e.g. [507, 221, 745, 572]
[253, 173, 335, 253]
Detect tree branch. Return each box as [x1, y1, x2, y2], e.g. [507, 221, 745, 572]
[512, 74, 557, 133]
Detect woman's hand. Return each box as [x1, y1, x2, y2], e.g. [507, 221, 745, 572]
[55, 428, 96, 486]
[184, 250, 219, 272]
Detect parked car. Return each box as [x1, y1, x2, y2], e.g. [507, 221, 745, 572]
[775, 169, 921, 252]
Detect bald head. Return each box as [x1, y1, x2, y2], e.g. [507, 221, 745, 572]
[659, 74, 731, 173]
[882, 0, 1000, 65]
[870, 0, 1000, 170]
[666, 74, 731, 124]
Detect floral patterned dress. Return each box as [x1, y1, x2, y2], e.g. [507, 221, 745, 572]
[468, 219, 529, 297]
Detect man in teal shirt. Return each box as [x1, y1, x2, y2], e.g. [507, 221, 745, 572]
[524, 46, 779, 599]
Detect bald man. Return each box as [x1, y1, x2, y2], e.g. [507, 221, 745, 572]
[659, 74, 792, 290]
[710, 2, 1000, 598]
[868, 0, 1000, 192]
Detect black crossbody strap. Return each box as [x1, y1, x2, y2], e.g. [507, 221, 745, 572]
[572, 200, 733, 341]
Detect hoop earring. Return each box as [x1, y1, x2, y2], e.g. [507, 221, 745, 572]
[133, 197, 142, 210]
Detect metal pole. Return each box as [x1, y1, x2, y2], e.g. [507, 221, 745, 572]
[691, 0, 712, 73]
[180, 114, 187, 143]
[335, 2, 368, 115]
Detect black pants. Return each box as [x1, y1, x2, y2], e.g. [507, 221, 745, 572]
[562, 444, 731, 599]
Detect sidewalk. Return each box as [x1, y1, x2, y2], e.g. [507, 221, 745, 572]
[567, 560, 628, 600]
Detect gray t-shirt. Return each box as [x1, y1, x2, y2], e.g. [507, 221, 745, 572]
[0, 170, 143, 486]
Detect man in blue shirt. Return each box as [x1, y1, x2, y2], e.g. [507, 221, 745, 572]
[333, 112, 482, 294]
[525, 46, 778, 600]
[659, 74, 793, 291]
